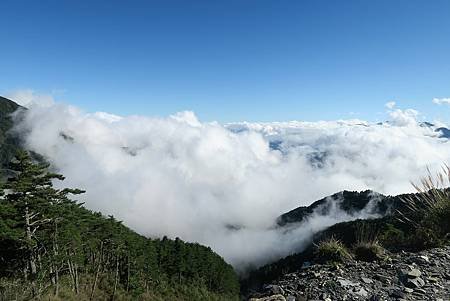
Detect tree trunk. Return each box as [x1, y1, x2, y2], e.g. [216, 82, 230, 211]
[90, 261, 101, 300]
[24, 204, 37, 297]
[55, 264, 59, 296]
[89, 242, 103, 301]
[25, 205, 37, 274]
[53, 222, 59, 296]
[112, 255, 119, 301]
[126, 255, 130, 292]
[67, 259, 74, 290]
[74, 262, 79, 294]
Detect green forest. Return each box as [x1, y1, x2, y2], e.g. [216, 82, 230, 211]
[0, 151, 239, 301]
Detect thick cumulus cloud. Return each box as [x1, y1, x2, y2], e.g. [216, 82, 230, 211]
[12, 101, 450, 270]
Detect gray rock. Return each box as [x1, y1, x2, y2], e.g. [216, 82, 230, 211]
[404, 287, 413, 293]
[400, 267, 422, 279]
[406, 268, 422, 278]
[413, 288, 426, 294]
[419, 255, 429, 262]
[263, 285, 285, 296]
[354, 287, 368, 297]
[249, 246, 450, 301]
[337, 278, 359, 287]
[375, 274, 391, 284]
[405, 277, 425, 288]
[390, 289, 405, 298]
[249, 295, 286, 301]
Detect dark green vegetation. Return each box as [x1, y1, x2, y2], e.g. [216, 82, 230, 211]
[0, 151, 239, 301]
[396, 171, 450, 249]
[0, 96, 22, 168]
[0, 97, 239, 300]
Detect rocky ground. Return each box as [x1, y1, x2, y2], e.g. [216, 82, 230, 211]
[248, 246, 450, 301]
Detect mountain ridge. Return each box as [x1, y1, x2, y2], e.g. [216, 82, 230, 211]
[276, 190, 395, 227]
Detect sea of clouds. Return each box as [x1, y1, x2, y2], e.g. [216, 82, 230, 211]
[9, 91, 450, 270]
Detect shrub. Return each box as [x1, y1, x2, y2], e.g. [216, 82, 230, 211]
[353, 222, 385, 261]
[379, 223, 405, 250]
[398, 166, 450, 248]
[315, 237, 352, 263]
[353, 241, 385, 262]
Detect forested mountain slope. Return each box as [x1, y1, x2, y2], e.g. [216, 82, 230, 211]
[0, 97, 239, 300]
[0, 96, 22, 168]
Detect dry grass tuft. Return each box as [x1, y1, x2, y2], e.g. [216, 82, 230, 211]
[398, 165, 450, 247]
[315, 237, 352, 263]
[353, 222, 385, 261]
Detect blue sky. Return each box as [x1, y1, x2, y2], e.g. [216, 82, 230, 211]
[1, 0, 450, 122]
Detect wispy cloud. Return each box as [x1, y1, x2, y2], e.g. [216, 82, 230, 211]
[432, 97, 450, 105]
[6, 89, 55, 107]
[384, 101, 419, 126]
[385, 101, 396, 109]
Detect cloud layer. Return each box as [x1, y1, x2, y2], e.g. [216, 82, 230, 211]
[11, 99, 450, 270]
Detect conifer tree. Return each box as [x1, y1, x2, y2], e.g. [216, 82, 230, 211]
[0, 151, 239, 300]
[2, 151, 84, 296]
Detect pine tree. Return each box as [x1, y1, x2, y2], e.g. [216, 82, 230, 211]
[2, 151, 84, 296]
[0, 151, 240, 300]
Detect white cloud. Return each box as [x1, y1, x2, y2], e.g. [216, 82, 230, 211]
[11, 100, 450, 271]
[388, 108, 419, 127]
[7, 89, 55, 107]
[385, 101, 396, 109]
[432, 97, 450, 105]
[384, 101, 419, 127]
[91, 112, 123, 123]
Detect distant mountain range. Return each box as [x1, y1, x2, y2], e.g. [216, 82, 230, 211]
[436, 126, 450, 138]
[227, 120, 450, 152]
